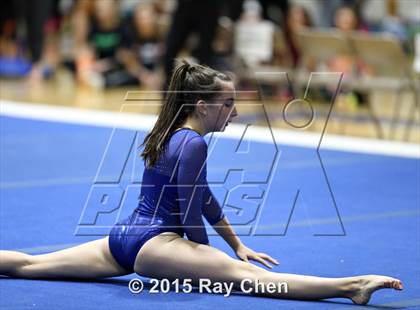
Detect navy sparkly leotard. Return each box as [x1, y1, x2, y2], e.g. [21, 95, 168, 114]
[108, 128, 225, 272]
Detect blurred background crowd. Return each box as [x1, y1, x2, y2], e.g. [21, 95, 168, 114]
[0, 0, 419, 140]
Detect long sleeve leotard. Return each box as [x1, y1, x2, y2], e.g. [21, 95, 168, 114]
[109, 128, 225, 271]
[135, 128, 225, 244]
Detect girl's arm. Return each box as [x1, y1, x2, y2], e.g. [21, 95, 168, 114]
[211, 211, 279, 269]
[211, 215, 242, 251]
[201, 184, 279, 268]
[177, 136, 210, 245]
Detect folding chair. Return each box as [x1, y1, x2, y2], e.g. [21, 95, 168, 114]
[293, 28, 385, 138]
[350, 32, 419, 141]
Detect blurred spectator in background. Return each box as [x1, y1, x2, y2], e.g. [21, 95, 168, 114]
[330, 4, 368, 110]
[70, 0, 94, 56]
[334, 5, 358, 32]
[117, 3, 164, 89]
[0, 0, 56, 82]
[328, 5, 365, 75]
[318, 0, 362, 28]
[162, 0, 223, 89]
[361, 0, 418, 54]
[285, 4, 313, 68]
[211, 16, 235, 71]
[0, 0, 417, 98]
[381, 0, 409, 50]
[231, 0, 300, 69]
[334, 4, 366, 32]
[234, 0, 274, 67]
[75, 0, 131, 88]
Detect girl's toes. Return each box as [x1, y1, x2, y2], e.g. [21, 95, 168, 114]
[389, 280, 403, 290]
[395, 281, 403, 290]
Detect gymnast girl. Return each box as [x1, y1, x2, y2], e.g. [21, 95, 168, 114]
[0, 60, 403, 305]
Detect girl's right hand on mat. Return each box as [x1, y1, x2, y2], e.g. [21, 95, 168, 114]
[235, 244, 279, 269]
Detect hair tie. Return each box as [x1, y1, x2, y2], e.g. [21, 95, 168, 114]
[181, 60, 191, 70]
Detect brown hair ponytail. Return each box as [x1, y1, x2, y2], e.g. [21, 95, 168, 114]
[140, 59, 231, 167]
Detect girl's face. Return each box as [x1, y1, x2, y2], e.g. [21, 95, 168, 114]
[205, 81, 238, 132]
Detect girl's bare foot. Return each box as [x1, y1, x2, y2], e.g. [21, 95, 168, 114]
[349, 275, 403, 305]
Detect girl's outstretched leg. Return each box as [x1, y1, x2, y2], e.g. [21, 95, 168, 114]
[134, 233, 403, 305]
[253, 271, 403, 304]
[0, 237, 129, 279]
